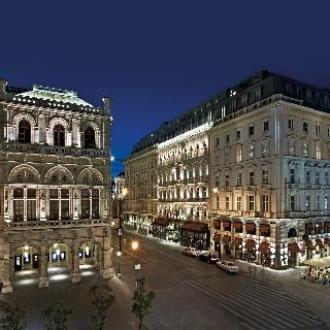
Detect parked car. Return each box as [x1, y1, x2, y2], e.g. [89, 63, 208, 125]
[216, 260, 239, 273]
[198, 253, 219, 264]
[182, 247, 199, 257]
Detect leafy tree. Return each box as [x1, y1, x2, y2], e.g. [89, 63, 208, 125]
[90, 284, 115, 330]
[132, 277, 155, 330]
[0, 301, 26, 330]
[42, 301, 72, 330]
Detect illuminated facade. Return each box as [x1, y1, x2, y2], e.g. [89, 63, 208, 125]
[125, 71, 330, 268]
[209, 71, 330, 268]
[0, 78, 113, 292]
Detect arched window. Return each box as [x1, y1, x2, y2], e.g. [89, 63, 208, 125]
[53, 124, 65, 146]
[288, 228, 297, 238]
[18, 120, 31, 144]
[84, 127, 96, 148]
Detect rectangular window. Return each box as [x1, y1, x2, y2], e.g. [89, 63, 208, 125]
[325, 196, 328, 210]
[225, 197, 230, 210]
[13, 200, 24, 221]
[226, 134, 230, 143]
[255, 87, 262, 101]
[81, 200, 90, 219]
[249, 125, 254, 136]
[236, 197, 242, 211]
[249, 171, 254, 185]
[236, 144, 242, 162]
[49, 200, 59, 221]
[236, 172, 242, 186]
[305, 195, 311, 211]
[290, 195, 295, 211]
[248, 196, 255, 211]
[288, 119, 294, 131]
[290, 169, 295, 184]
[315, 171, 320, 185]
[316, 125, 321, 135]
[236, 130, 241, 140]
[303, 122, 308, 133]
[216, 137, 220, 146]
[27, 200, 36, 221]
[225, 174, 230, 187]
[216, 196, 220, 209]
[262, 195, 269, 212]
[263, 121, 269, 133]
[221, 106, 226, 119]
[325, 172, 329, 185]
[305, 170, 310, 184]
[316, 195, 320, 210]
[262, 169, 269, 184]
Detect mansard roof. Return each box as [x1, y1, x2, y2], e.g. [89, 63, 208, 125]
[131, 70, 330, 155]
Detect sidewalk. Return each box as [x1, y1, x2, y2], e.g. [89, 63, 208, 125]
[236, 260, 330, 325]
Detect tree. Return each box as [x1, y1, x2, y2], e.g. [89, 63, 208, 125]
[42, 301, 72, 330]
[90, 284, 115, 330]
[132, 277, 155, 330]
[0, 301, 26, 330]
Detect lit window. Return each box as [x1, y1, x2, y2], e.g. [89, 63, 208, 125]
[316, 125, 321, 136]
[248, 196, 255, 211]
[262, 169, 269, 184]
[316, 143, 321, 160]
[236, 145, 242, 162]
[302, 143, 309, 157]
[221, 106, 226, 119]
[249, 144, 255, 159]
[262, 195, 269, 212]
[236, 197, 242, 211]
[225, 197, 230, 210]
[305, 195, 310, 211]
[288, 119, 294, 131]
[262, 140, 269, 158]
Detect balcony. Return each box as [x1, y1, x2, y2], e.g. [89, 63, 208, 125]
[1, 142, 108, 158]
[6, 218, 108, 231]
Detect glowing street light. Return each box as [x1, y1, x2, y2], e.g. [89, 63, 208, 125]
[131, 240, 139, 251]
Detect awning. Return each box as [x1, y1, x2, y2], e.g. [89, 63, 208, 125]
[288, 242, 301, 253]
[305, 240, 315, 250]
[217, 215, 230, 221]
[223, 221, 231, 229]
[233, 237, 243, 247]
[152, 218, 169, 226]
[233, 222, 242, 230]
[258, 241, 270, 254]
[222, 235, 231, 244]
[245, 239, 256, 252]
[315, 238, 324, 249]
[245, 223, 255, 232]
[259, 224, 270, 235]
[181, 221, 208, 232]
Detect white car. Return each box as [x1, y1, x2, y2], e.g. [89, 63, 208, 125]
[216, 260, 239, 273]
[182, 247, 199, 257]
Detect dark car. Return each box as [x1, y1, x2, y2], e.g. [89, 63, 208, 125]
[198, 253, 219, 264]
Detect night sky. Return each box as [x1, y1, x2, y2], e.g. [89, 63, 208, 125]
[1, 1, 330, 176]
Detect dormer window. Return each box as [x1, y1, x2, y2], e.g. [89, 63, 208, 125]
[53, 124, 65, 146]
[18, 119, 31, 144]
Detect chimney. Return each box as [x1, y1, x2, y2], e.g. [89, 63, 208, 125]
[102, 97, 111, 115]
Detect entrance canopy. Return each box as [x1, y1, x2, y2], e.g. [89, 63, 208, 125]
[181, 221, 208, 232]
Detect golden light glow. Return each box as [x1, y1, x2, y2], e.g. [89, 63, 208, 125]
[122, 187, 128, 197]
[131, 240, 139, 251]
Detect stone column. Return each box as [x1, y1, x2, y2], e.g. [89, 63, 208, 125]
[101, 228, 113, 279]
[0, 236, 12, 293]
[39, 242, 49, 288]
[71, 240, 81, 283]
[271, 223, 281, 269]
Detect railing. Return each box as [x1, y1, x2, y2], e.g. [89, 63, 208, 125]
[6, 218, 108, 230]
[0, 142, 108, 158]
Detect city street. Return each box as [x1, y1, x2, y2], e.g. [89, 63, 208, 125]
[1, 231, 329, 330]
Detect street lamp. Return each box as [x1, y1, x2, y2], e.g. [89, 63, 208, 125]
[116, 250, 122, 277]
[131, 240, 141, 287]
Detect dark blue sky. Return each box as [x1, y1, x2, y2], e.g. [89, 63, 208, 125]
[1, 1, 330, 175]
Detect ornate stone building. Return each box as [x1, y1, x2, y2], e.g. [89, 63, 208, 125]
[124, 70, 330, 268]
[124, 147, 158, 234]
[209, 71, 330, 268]
[0, 78, 112, 292]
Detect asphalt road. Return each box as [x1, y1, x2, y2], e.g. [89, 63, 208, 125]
[1, 231, 329, 330]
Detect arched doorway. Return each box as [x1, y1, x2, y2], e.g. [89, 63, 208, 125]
[79, 241, 102, 277]
[48, 243, 71, 282]
[13, 245, 39, 287]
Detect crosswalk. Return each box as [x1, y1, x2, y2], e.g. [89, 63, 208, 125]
[185, 275, 326, 330]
